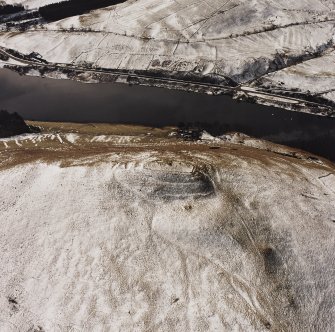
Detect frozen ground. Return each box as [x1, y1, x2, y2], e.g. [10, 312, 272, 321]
[0, 123, 334, 331]
[0, 0, 335, 115]
[1, 0, 60, 9]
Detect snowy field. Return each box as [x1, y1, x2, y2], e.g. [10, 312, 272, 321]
[0, 124, 334, 331]
[2, 0, 61, 9]
[0, 0, 335, 114]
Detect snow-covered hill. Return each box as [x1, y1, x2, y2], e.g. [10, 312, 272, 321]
[0, 123, 334, 331]
[0, 0, 335, 115]
[2, 0, 60, 9]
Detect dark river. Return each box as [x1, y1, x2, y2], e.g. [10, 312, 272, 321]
[1, 68, 334, 161]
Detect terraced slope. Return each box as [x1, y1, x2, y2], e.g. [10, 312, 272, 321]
[1, 0, 335, 115]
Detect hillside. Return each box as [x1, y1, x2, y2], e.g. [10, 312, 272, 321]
[0, 0, 335, 115]
[0, 122, 334, 331]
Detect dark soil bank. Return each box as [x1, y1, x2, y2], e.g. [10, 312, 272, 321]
[0, 110, 32, 138]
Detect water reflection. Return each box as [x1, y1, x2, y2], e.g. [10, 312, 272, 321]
[1, 68, 334, 161]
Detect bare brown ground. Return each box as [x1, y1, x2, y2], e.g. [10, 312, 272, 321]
[0, 121, 333, 174]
